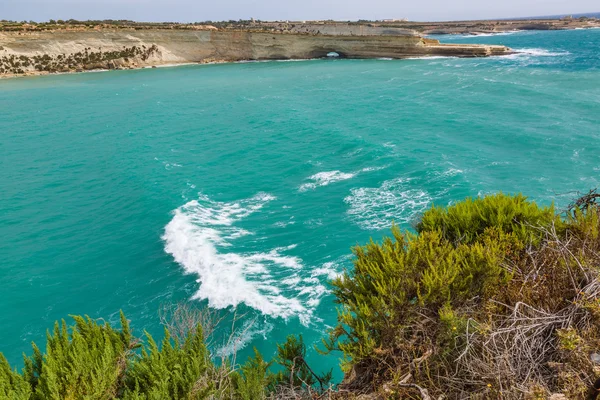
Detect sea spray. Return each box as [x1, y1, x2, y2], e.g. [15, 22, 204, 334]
[162, 193, 330, 325]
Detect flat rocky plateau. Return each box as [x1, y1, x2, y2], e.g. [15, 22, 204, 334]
[0, 27, 512, 77]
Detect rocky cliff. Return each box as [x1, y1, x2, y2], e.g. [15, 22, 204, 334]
[353, 17, 600, 35]
[0, 29, 512, 77]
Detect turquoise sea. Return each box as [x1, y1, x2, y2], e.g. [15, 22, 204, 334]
[1, 29, 599, 377]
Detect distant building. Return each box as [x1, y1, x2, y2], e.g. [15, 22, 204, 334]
[381, 18, 408, 22]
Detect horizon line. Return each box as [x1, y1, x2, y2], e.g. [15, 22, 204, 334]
[2, 11, 599, 25]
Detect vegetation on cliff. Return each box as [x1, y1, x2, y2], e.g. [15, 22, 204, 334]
[0, 310, 328, 399]
[324, 192, 600, 398]
[0, 45, 159, 75]
[1, 16, 598, 36]
[2, 191, 600, 399]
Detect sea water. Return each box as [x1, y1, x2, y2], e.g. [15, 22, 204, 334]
[1, 29, 599, 377]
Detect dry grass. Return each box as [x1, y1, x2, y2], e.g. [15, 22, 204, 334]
[338, 200, 600, 399]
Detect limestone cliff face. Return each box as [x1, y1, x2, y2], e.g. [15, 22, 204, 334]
[269, 22, 419, 36]
[0, 29, 511, 76]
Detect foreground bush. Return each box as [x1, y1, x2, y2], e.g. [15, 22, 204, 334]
[0, 309, 331, 399]
[2, 191, 600, 399]
[326, 192, 600, 399]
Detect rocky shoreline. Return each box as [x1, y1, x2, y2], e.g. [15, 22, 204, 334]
[0, 60, 230, 79]
[0, 28, 513, 78]
[395, 17, 600, 35]
[5, 16, 596, 79]
[256, 17, 600, 36]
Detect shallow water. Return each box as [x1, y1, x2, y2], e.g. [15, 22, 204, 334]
[1, 29, 599, 376]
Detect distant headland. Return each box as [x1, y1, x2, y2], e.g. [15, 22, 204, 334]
[0, 16, 596, 78]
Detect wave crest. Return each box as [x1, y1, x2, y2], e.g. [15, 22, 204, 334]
[514, 48, 570, 57]
[162, 193, 330, 325]
[299, 170, 356, 192]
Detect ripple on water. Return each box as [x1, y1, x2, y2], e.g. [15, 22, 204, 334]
[344, 178, 432, 231]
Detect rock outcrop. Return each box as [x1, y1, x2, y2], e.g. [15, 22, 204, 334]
[0, 29, 512, 77]
[358, 17, 600, 35]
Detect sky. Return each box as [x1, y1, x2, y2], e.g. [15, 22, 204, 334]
[0, 0, 598, 23]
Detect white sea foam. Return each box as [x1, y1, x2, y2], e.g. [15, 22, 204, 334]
[274, 219, 296, 228]
[517, 48, 570, 57]
[312, 261, 344, 280]
[298, 171, 356, 192]
[276, 59, 313, 62]
[405, 56, 458, 60]
[223, 228, 253, 241]
[472, 30, 520, 37]
[507, 48, 571, 58]
[303, 218, 323, 227]
[163, 162, 183, 170]
[216, 319, 274, 358]
[281, 275, 302, 286]
[298, 166, 387, 192]
[299, 278, 329, 307]
[344, 178, 431, 230]
[361, 165, 388, 173]
[438, 168, 464, 178]
[163, 193, 322, 324]
[154, 62, 199, 69]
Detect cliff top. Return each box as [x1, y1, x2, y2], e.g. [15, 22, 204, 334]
[1, 16, 599, 35]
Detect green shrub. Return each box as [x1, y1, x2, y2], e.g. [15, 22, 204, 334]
[26, 312, 134, 399]
[326, 221, 512, 371]
[1, 192, 599, 399]
[326, 193, 600, 398]
[272, 335, 331, 391]
[233, 350, 271, 400]
[123, 326, 214, 399]
[0, 353, 31, 399]
[416, 192, 559, 245]
[0, 312, 325, 399]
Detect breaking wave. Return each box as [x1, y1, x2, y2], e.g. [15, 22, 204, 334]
[162, 193, 329, 325]
[468, 31, 521, 37]
[298, 171, 356, 192]
[298, 166, 388, 192]
[514, 48, 570, 57]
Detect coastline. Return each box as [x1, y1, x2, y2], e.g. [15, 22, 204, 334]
[2, 14, 600, 398]
[0, 59, 230, 80]
[0, 29, 512, 79]
[428, 24, 600, 37]
[0, 52, 520, 80]
[0, 44, 569, 81]
[3, 17, 597, 80]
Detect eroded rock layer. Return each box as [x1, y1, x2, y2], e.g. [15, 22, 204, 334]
[0, 29, 512, 76]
